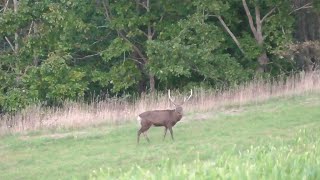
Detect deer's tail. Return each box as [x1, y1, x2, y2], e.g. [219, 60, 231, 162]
[137, 116, 142, 127]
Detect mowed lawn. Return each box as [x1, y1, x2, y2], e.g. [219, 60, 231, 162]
[1, 94, 320, 179]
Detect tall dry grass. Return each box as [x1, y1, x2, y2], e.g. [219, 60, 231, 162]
[1, 71, 320, 134]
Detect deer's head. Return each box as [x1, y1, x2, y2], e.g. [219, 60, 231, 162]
[168, 89, 193, 115]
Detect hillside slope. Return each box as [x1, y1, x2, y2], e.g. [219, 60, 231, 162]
[1, 94, 320, 179]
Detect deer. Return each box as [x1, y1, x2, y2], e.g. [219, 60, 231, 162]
[137, 89, 192, 143]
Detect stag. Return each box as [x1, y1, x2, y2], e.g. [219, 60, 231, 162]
[137, 90, 192, 143]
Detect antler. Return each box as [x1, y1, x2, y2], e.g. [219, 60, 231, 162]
[183, 89, 193, 103]
[169, 89, 193, 106]
[168, 89, 178, 106]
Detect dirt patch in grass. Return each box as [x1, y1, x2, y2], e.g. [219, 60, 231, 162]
[19, 131, 88, 140]
[183, 107, 245, 122]
[222, 108, 246, 115]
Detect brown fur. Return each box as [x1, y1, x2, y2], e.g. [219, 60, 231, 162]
[137, 106, 183, 143]
[137, 90, 192, 144]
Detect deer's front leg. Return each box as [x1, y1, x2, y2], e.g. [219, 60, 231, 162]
[163, 127, 168, 140]
[168, 126, 174, 141]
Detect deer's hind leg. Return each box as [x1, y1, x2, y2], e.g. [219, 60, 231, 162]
[143, 132, 150, 142]
[137, 122, 152, 144]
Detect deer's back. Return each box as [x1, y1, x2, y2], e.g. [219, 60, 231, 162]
[139, 110, 177, 124]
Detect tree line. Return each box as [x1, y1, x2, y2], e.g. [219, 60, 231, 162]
[0, 0, 319, 113]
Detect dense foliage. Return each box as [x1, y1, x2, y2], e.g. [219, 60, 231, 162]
[0, 0, 319, 113]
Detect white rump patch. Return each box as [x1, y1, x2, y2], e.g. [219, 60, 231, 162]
[137, 116, 142, 126]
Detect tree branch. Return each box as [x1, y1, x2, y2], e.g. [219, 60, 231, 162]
[261, 7, 276, 24]
[102, 0, 112, 21]
[138, 2, 149, 11]
[139, 29, 149, 38]
[147, 23, 152, 40]
[4, 36, 16, 53]
[0, 0, 9, 12]
[73, 53, 100, 60]
[255, 6, 263, 44]
[119, 32, 147, 63]
[145, 0, 153, 41]
[103, 0, 147, 64]
[242, 0, 258, 39]
[28, 21, 34, 36]
[127, 57, 143, 65]
[289, 2, 313, 15]
[213, 15, 245, 54]
[13, 0, 19, 52]
[155, 15, 164, 37]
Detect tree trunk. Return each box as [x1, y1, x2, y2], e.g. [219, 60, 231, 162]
[13, 0, 18, 53]
[242, 0, 270, 72]
[145, 0, 156, 93]
[257, 52, 270, 72]
[293, 0, 320, 71]
[294, 0, 320, 41]
[149, 73, 155, 93]
[255, 6, 270, 72]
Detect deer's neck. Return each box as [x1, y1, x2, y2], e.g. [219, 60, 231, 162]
[175, 113, 183, 121]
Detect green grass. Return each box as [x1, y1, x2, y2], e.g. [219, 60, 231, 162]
[1, 94, 320, 179]
[90, 129, 320, 180]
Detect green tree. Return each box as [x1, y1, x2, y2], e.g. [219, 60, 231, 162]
[99, 0, 193, 92]
[147, 14, 250, 89]
[196, 0, 295, 72]
[0, 0, 100, 111]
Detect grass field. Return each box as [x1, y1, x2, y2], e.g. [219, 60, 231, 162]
[1, 94, 320, 179]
